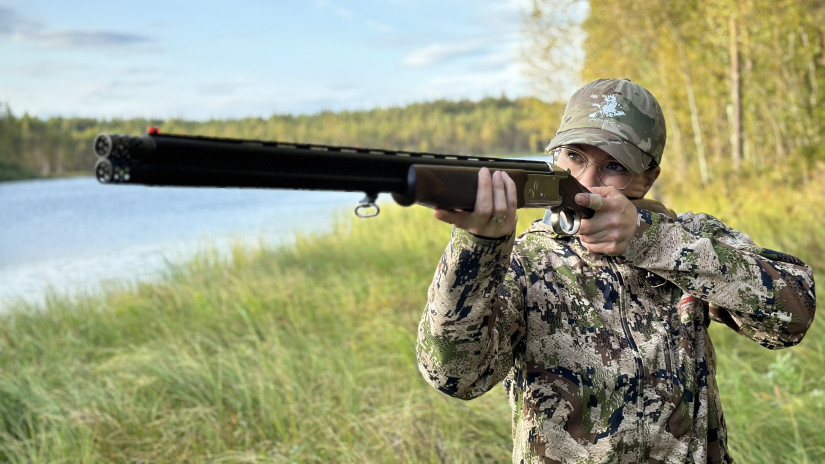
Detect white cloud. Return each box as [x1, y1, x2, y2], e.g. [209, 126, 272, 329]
[314, 0, 355, 20]
[1, 6, 153, 49]
[402, 37, 497, 67]
[27, 30, 152, 48]
[313, 0, 395, 33]
[1, 0, 547, 120]
[416, 59, 526, 100]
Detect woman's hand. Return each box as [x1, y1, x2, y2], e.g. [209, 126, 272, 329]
[574, 187, 639, 256]
[433, 167, 518, 238]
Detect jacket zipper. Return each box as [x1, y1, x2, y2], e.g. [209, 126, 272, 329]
[610, 259, 646, 462]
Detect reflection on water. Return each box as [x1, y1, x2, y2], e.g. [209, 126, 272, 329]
[0, 177, 362, 310]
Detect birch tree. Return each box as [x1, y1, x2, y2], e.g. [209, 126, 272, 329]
[522, 0, 825, 182]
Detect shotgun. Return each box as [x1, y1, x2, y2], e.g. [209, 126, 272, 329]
[93, 128, 593, 234]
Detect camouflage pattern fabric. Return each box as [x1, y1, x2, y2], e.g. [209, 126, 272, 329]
[416, 206, 816, 463]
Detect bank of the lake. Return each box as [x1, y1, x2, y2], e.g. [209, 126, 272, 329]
[0, 177, 362, 309]
[0, 202, 822, 463]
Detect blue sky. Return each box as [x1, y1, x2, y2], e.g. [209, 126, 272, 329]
[0, 0, 560, 120]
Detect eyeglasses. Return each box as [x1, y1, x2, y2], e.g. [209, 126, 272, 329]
[550, 146, 636, 190]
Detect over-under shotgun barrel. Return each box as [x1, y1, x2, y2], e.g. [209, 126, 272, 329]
[93, 130, 593, 221]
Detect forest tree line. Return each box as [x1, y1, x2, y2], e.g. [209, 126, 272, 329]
[524, 0, 824, 184]
[0, 97, 564, 182]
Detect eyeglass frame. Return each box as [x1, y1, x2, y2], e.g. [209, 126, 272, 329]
[550, 145, 637, 190]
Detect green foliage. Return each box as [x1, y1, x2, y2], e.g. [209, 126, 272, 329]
[0, 161, 36, 182]
[710, 318, 825, 463]
[525, 0, 825, 182]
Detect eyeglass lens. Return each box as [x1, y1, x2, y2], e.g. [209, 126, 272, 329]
[553, 147, 635, 190]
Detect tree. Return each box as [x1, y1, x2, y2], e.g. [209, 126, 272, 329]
[522, 0, 825, 183]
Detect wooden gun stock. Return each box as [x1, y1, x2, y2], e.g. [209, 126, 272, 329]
[393, 165, 593, 220]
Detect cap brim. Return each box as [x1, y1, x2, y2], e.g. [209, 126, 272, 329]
[546, 128, 651, 174]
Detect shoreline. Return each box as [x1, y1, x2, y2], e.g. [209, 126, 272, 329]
[0, 177, 364, 311]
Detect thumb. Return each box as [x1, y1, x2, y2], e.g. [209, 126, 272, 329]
[575, 192, 604, 211]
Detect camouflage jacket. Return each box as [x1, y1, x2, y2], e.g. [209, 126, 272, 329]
[416, 207, 816, 463]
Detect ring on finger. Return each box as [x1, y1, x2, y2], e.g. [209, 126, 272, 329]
[492, 216, 506, 224]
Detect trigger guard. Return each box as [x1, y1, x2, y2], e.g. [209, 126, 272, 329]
[550, 209, 581, 236]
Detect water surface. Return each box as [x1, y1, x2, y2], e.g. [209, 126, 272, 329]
[0, 177, 363, 309]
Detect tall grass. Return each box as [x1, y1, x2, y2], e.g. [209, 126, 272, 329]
[0, 207, 514, 463]
[1, 171, 822, 462]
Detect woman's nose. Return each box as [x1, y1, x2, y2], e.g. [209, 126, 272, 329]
[577, 163, 601, 189]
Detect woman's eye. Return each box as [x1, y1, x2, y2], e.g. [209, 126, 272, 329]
[603, 162, 628, 173]
[565, 152, 584, 164]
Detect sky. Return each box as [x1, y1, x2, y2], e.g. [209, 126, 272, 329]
[0, 0, 569, 121]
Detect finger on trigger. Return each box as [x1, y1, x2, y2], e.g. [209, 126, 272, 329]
[588, 193, 604, 211]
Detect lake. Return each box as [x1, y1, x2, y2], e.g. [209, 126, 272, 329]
[0, 177, 366, 309]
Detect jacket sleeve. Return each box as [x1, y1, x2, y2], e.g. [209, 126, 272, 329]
[620, 208, 816, 349]
[416, 228, 526, 400]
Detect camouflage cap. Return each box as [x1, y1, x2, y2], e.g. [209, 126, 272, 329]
[546, 79, 666, 173]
